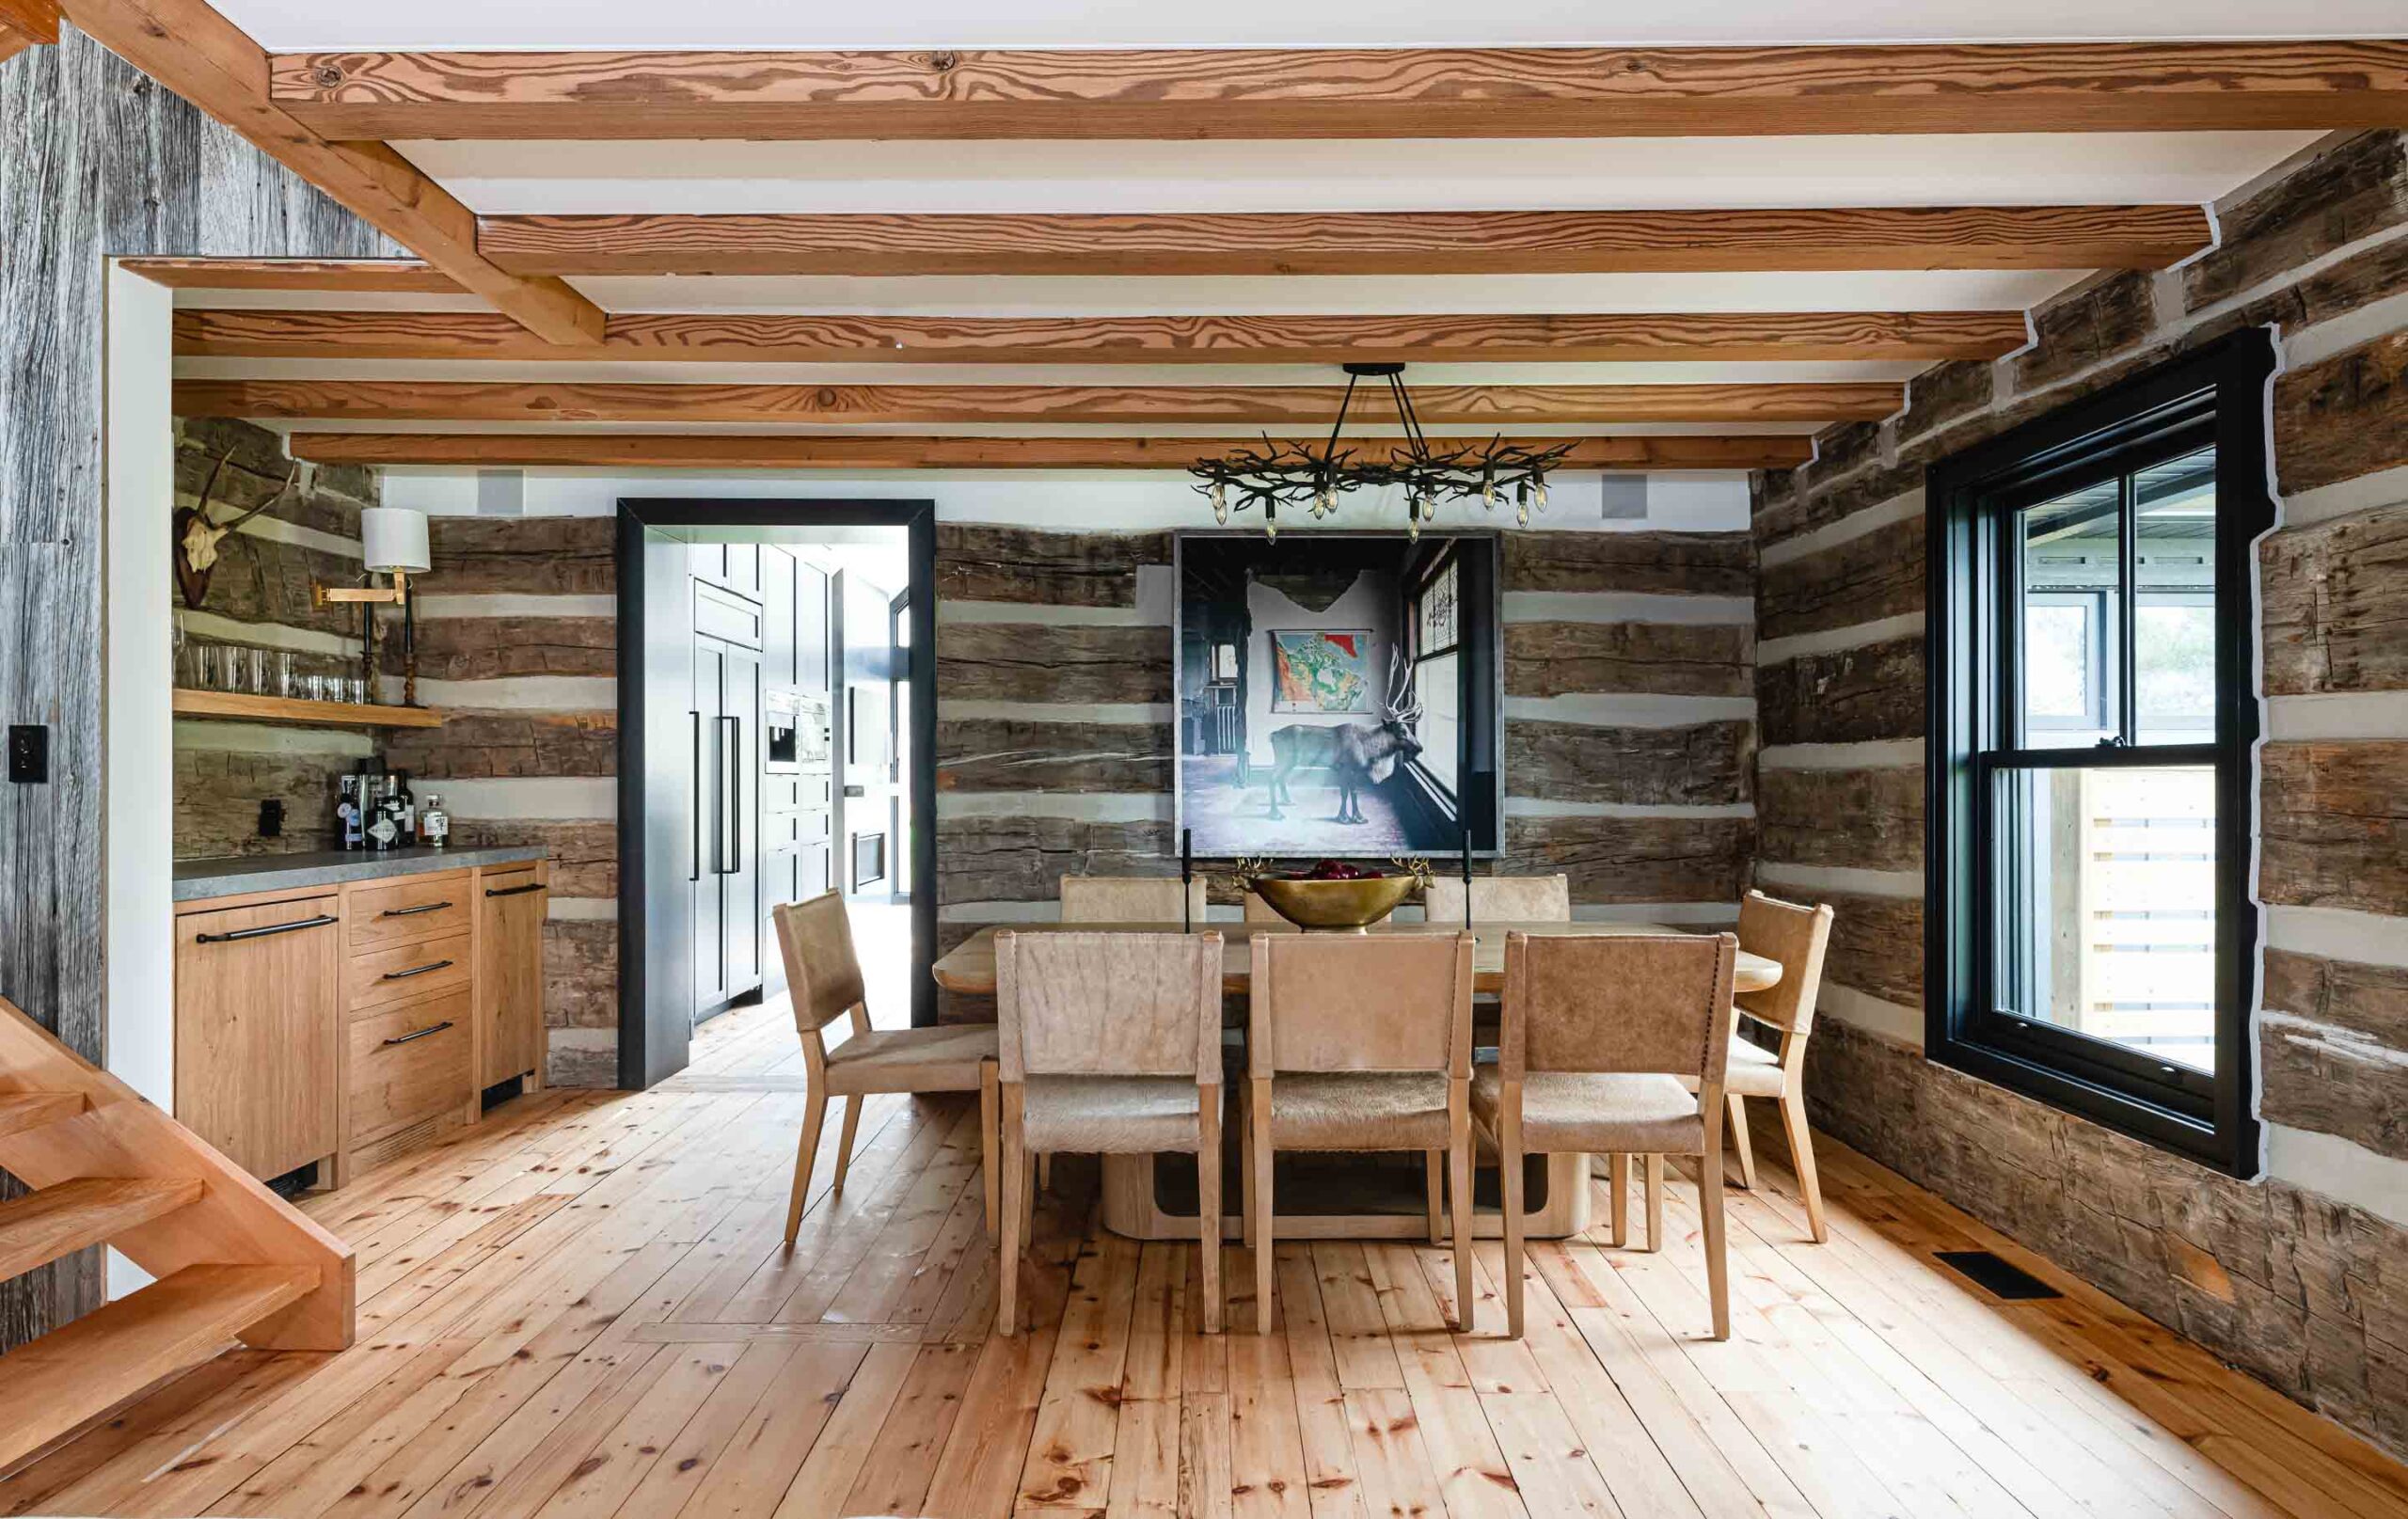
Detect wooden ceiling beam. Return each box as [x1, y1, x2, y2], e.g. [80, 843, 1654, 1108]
[475, 206, 2211, 278]
[283, 432, 1813, 471]
[60, 0, 602, 343]
[174, 377, 1899, 426]
[121, 258, 467, 293]
[266, 41, 2408, 140]
[0, 24, 35, 65]
[0, 0, 58, 44]
[172, 306, 2032, 364]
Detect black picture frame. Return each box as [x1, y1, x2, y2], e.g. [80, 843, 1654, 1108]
[1925, 328, 2273, 1178]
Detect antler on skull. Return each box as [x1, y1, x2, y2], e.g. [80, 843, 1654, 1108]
[180, 452, 299, 576]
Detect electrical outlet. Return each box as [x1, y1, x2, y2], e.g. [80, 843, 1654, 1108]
[7, 725, 46, 783]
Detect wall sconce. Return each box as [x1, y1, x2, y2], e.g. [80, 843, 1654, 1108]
[314, 507, 432, 608]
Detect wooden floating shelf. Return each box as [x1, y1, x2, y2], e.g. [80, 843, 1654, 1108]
[172, 689, 444, 729]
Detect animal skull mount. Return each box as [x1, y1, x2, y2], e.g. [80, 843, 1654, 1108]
[174, 451, 298, 609]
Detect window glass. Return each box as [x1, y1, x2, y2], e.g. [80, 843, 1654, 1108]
[2017, 481, 2120, 746]
[2135, 448, 2217, 744]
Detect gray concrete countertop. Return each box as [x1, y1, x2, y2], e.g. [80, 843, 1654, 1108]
[173, 846, 548, 903]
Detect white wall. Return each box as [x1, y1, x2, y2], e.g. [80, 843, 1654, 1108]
[103, 265, 178, 1300]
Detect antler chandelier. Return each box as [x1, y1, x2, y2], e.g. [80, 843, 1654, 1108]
[1190, 363, 1575, 540]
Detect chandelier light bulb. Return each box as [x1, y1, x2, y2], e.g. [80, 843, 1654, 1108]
[1211, 481, 1229, 526]
[1534, 476, 1549, 514]
[1265, 499, 1278, 543]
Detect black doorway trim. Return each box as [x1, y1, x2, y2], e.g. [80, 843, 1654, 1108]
[617, 498, 940, 1092]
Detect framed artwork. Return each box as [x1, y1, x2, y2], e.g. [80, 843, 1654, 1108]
[1269, 629, 1373, 713]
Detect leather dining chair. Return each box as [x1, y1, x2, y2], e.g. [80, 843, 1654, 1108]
[1474, 930, 1739, 1339]
[1059, 874, 1210, 926]
[993, 930, 1226, 1334]
[1724, 890, 1836, 1242]
[1421, 873, 1572, 925]
[771, 891, 999, 1248]
[1245, 931, 1477, 1334]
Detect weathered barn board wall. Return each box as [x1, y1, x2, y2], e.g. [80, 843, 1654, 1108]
[1755, 128, 2408, 1458]
[933, 519, 1758, 1021]
[0, 30, 404, 1350]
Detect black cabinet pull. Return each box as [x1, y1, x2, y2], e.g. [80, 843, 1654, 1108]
[195, 913, 338, 944]
[380, 901, 452, 918]
[382, 1020, 454, 1047]
[484, 882, 544, 898]
[380, 958, 455, 981]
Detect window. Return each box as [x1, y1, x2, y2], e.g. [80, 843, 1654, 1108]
[1407, 550, 1462, 800]
[1928, 331, 2273, 1176]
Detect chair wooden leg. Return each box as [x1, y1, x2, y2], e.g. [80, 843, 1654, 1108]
[784, 1084, 828, 1248]
[978, 1062, 1000, 1237]
[1037, 1153, 1053, 1194]
[1727, 1093, 1757, 1191]
[1500, 1120, 1526, 1339]
[1643, 1154, 1664, 1254]
[1423, 1150, 1444, 1246]
[998, 1090, 1025, 1337]
[1702, 1105, 1731, 1341]
[1022, 1153, 1039, 1247]
[1449, 1083, 1474, 1335]
[1250, 1077, 1274, 1336]
[1608, 1153, 1629, 1248]
[831, 1096, 863, 1195]
[1198, 1093, 1224, 1336]
[1780, 1090, 1829, 1243]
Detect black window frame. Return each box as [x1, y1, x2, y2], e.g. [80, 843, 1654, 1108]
[1401, 543, 1466, 822]
[1926, 328, 2273, 1177]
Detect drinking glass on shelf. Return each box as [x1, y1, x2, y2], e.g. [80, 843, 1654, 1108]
[201, 645, 235, 691]
[270, 651, 295, 698]
[346, 676, 369, 705]
[301, 673, 326, 702]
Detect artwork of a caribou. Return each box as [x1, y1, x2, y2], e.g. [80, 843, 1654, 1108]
[1263, 650, 1423, 824]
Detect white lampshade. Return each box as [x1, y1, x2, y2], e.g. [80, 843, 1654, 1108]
[360, 508, 432, 575]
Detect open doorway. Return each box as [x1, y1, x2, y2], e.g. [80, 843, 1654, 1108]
[614, 500, 936, 1090]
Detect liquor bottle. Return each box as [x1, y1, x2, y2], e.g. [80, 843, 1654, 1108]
[338, 773, 361, 851]
[420, 793, 450, 848]
[365, 782, 401, 851]
[393, 770, 419, 847]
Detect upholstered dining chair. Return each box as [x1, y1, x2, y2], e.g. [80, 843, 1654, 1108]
[1422, 873, 1572, 925]
[1246, 931, 1477, 1334]
[1473, 931, 1738, 1339]
[1723, 890, 1836, 1242]
[772, 892, 999, 1248]
[993, 930, 1226, 1335]
[1059, 874, 1210, 925]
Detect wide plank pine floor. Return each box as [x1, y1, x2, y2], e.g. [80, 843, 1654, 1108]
[8, 998, 2407, 1519]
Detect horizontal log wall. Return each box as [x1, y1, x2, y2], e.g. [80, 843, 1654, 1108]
[935, 518, 1758, 1020]
[1755, 128, 2408, 1458]
[390, 515, 620, 1087]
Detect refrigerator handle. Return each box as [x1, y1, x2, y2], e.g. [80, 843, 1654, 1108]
[689, 709, 704, 882]
[708, 714, 727, 878]
[721, 716, 743, 874]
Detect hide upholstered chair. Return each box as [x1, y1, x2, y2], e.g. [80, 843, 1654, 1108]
[1245, 931, 1478, 1334]
[1421, 873, 1573, 925]
[772, 892, 999, 1248]
[1721, 890, 1836, 1242]
[1473, 930, 1739, 1339]
[1059, 874, 1211, 925]
[992, 930, 1226, 1335]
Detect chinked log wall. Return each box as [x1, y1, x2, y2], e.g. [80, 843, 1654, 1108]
[1756, 127, 2408, 1458]
[379, 516, 621, 1087]
[932, 521, 1758, 1020]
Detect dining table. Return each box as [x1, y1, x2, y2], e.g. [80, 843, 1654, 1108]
[932, 917, 1784, 1244]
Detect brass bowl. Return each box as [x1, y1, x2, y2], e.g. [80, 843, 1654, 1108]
[1249, 874, 1417, 931]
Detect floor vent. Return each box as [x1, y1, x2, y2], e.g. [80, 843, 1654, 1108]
[1935, 1249, 2063, 1300]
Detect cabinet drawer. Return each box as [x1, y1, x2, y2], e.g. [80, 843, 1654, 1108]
[348, 994, 472, 1142]
[345, 932, 472, 1014]
[346, 873, 472, 951]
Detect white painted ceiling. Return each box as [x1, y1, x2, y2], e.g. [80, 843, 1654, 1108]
[213, 0, 2408, 50]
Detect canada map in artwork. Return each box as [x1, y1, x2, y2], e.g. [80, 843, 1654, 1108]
[1270, 630, 1372, 713]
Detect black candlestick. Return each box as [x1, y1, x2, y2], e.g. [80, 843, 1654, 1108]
[1460, 815, 1474, 931]
[1180, 828, 1194, 933]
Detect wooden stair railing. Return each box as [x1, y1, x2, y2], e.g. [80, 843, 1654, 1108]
[0, 994, 354, 1472]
